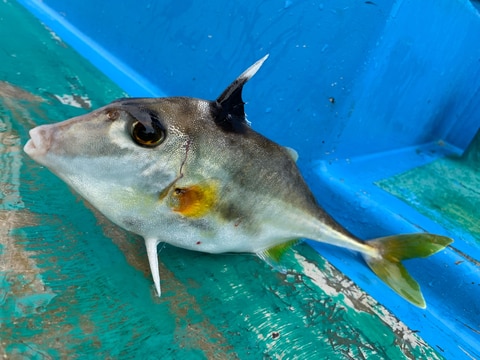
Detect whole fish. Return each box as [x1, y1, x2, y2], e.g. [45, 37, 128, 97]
[24, 55, 452, 308]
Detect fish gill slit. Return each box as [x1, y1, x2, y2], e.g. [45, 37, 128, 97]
[178, 138, 191, 180]
[158, 138, 191, 202]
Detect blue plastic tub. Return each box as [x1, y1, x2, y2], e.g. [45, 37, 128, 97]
[15, 0, 480, 358]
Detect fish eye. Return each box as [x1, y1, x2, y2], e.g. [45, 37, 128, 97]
[130, 120, 165, 148]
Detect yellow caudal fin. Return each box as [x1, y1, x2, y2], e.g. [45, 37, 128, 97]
[363, 233, 453, 308]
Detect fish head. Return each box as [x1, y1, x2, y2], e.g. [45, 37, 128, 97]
[24, 55, 271, 236]
[23, 97, 204, 231]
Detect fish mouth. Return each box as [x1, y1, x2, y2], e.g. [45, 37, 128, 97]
[23, 138, 36, 154]
[24, 126, 51, 159]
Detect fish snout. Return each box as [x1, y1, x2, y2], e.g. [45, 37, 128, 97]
[24, 125, 54, 159]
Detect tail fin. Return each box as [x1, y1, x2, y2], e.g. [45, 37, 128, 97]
[363, 234, 453, 308]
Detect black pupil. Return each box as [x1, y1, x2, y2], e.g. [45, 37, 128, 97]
[133, 121, 164, 146]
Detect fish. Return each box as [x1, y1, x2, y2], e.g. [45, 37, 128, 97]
[24, 55, 452, 308]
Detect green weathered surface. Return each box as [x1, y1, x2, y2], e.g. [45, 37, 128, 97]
[378, 132, 480, 247]
[0, 1, 444, 358]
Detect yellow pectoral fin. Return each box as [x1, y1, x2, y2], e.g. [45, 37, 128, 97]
[257, 239, 300, 273]
[169, 182, 218, 218]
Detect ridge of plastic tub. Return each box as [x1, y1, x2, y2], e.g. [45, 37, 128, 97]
[312, 141, 480, 360]
[16, 0, 166, 98]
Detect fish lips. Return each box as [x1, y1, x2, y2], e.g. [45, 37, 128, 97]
[24, 125, 53, 162]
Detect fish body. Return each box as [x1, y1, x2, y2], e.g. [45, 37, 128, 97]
[24, 56, 451, 307]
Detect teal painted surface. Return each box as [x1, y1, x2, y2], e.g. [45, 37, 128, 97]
[0, 1, 447, 358]
[378, 130, 480, 249]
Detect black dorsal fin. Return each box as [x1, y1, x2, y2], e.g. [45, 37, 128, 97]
[213, 55, 268, 132]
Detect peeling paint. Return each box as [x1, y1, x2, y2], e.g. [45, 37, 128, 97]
[295, 252, 436, 358]
[53, 94, 91, 109]
[0, 80, 57, 327]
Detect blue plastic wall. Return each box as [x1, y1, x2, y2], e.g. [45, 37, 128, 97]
[20, 0, 480, 167]
[15, 0, 480, 358]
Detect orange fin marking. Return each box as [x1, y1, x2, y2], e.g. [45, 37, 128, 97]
[170, 182, 218, 218]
